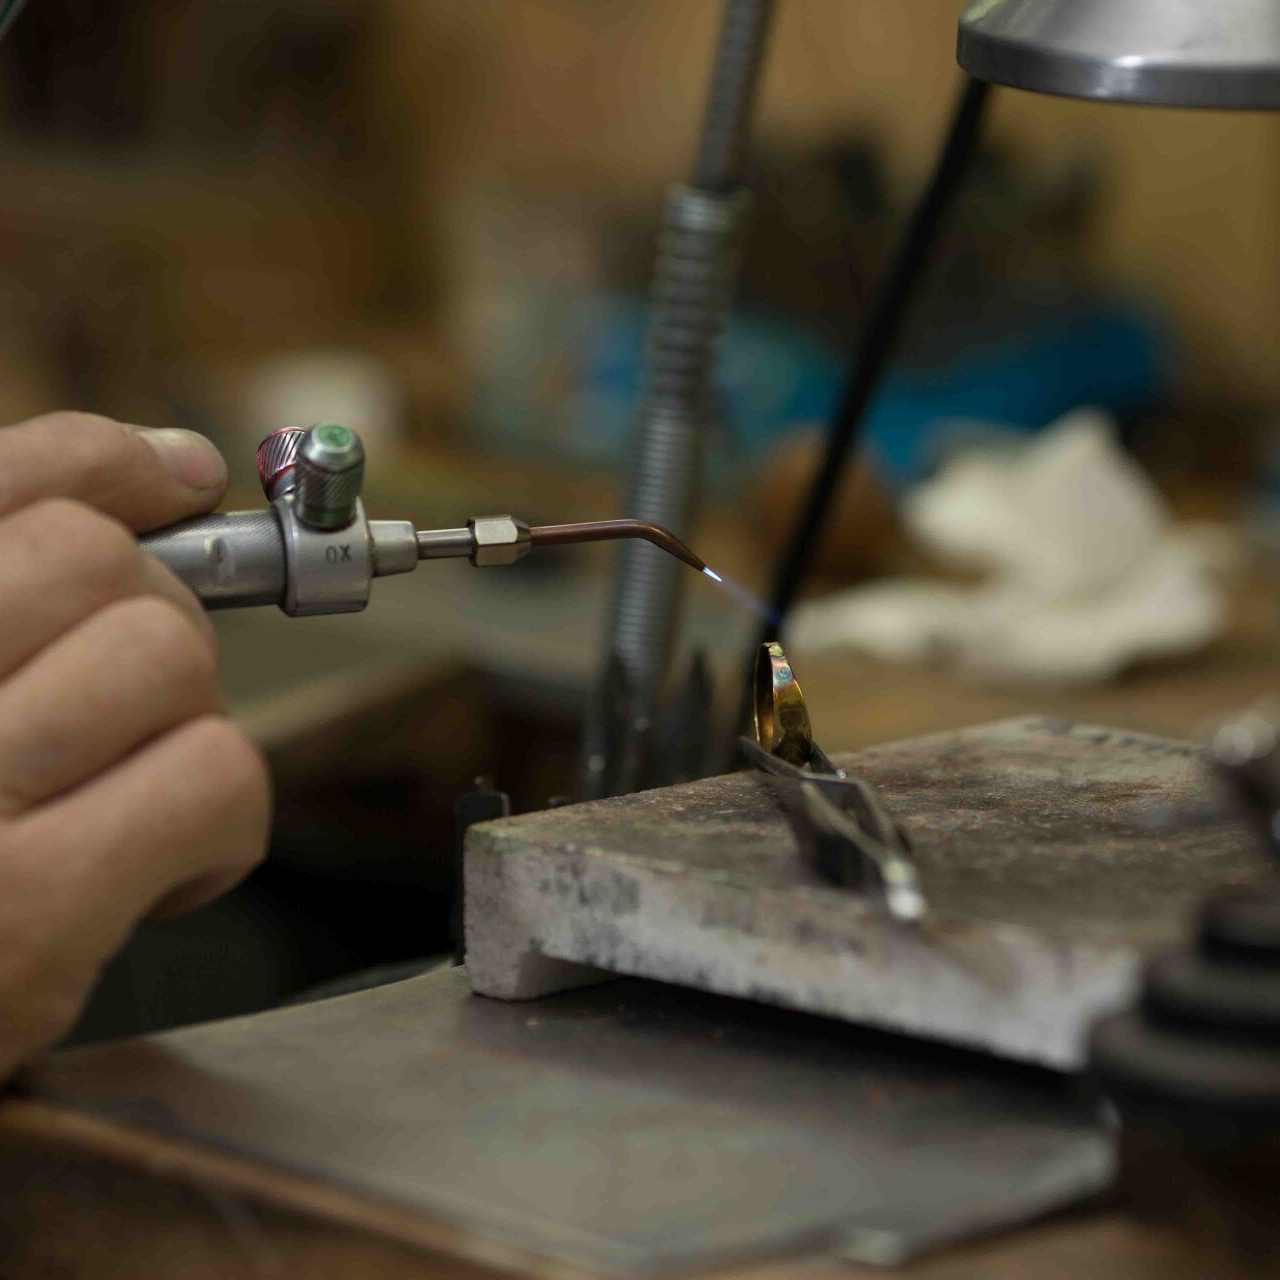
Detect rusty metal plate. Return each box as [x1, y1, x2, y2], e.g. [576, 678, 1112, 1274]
[467, 719, 1267, 1067]
[26, 969, 1110, 1273]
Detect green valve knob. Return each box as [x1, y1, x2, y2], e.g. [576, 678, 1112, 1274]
[296, 422, 365, 530]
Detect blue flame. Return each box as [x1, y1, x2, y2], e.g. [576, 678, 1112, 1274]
[701, 567, 780, 626]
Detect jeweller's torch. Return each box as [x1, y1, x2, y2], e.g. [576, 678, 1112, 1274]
[139, 425, 714, 617]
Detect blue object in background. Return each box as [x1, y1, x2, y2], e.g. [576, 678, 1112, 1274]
[473, 289, 1170, 493]
[855, 301, 1170, 488]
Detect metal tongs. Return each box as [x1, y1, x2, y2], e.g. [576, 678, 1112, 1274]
[739, 643, 926, 923]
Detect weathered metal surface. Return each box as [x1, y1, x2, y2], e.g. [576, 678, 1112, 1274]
[466, 718, 1266, 1067]
[24, 968, 1112, 1274]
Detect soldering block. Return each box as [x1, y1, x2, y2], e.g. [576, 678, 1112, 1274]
[465, 718, 1266, 1068]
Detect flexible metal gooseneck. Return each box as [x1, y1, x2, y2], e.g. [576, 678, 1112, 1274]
[587, 0, 776, 800]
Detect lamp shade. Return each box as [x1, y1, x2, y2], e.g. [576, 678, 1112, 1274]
[958, 0, 1280, 110]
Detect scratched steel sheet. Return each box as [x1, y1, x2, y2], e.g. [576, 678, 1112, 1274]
[27, 968, 1110, 1273]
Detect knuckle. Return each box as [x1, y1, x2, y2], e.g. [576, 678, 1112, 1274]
[197, 720, 271, 873]
[184, 717, 272, 822]
[42, 412, 135, 490]
[32, 410, 118, 436]
[103, 596, 218, 696]
[22, 498, 140, 594]
[21, 495, 103, 544]
[0, 835, 90, 1056]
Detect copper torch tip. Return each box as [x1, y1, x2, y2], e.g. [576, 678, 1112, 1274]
[528, 519, 708, 573]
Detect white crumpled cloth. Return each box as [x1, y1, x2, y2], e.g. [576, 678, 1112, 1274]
[788, 410, 1230, 684]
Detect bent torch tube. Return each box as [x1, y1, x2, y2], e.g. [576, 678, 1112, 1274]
[416, 516, 711, 575]
[529, 519, 709, 573]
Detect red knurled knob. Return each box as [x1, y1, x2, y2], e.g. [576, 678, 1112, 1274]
[256, 427, 305, 501]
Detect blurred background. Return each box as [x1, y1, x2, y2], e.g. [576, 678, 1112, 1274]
[9, 0, 1277, 1039]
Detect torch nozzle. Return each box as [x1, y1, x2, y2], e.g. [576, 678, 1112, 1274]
[528, 519, 707, 572]
[414, 515, 709, 574]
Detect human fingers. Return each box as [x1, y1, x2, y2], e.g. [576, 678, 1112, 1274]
[0, 411, 227, 532]
[0, 596, 224, 817]
[0, 498, 213, 680]
[0, 716, 269, 1071]
[4, 715, 269, 989]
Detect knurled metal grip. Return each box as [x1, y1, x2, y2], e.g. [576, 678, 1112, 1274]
[256, 427, 305, 500]
[296, 422, 365, 531]
[139, 509, 287, 609]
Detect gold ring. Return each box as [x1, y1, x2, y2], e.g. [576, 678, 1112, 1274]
[753, 642, 813, 766]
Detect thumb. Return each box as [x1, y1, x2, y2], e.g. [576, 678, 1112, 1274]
[0, 412, 228, 533]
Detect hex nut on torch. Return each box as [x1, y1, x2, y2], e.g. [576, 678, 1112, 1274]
[469, 515, 531, 567]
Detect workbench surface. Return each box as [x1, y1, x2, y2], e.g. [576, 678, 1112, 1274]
[0, 964, 1244, 1279]
[4, 563, 1276, 1278]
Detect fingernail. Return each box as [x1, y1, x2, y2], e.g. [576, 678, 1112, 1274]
[140, 428, 227, 491]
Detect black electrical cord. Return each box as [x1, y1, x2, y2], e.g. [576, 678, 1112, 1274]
[753, 76, 991, 658]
